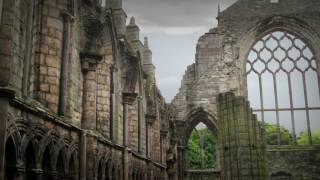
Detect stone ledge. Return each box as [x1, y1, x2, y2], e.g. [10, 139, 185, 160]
[267, 145, 320, 151]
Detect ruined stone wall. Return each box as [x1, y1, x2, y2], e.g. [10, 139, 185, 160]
[171, 0, 320, 179]
[218, 93, 266, 180]
[0, 0, 169, 179]
[267, 146, 320, 179]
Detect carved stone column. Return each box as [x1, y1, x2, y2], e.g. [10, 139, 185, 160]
[145, 114, 156, 158]
[58, 11, 74, 116]
[80, 131, 87, 180]
[81, 53, 102, 131]
[33, 168, 43, 180]
[177, 146, 186, 180]
[122, 92, 137, 180]
[160, 130, 168, 164]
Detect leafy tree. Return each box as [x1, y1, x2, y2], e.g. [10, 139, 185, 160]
[297, 129, 320, 145]
[263, 123, 293, 145]
[187, 128, 216, 169]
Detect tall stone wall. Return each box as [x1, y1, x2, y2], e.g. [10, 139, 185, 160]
[0, 0, 170, 180]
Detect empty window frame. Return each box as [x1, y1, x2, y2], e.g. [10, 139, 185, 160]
[246, 30, 320, 145]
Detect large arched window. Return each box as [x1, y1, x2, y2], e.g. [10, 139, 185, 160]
[246, 30, 320, 145]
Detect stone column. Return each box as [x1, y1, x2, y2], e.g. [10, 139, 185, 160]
[22, 0, 35, 97]
[33, 168, 43, 180]
[177, 146, 186, 180]
[15, 166, 25, 180]
[122, 92, 137, 180]
[58, 11, 74, 116]
[81, 53, 102, 131]
[160, 130, 168, 164]
[80, 131, 87, 180]
[145, 114, 156, 158]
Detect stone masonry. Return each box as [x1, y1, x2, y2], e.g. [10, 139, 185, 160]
[0, 0, 170, 180]
[1, 0, 320, 180]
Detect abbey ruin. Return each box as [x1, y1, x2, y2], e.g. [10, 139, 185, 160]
[0, 0, 319, 179]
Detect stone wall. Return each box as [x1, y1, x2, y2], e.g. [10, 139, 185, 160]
[218, 92, 266, 180]
[0, 0, 170, 180]
[170, 0, 320, 179]
[267, 146, 320, 179]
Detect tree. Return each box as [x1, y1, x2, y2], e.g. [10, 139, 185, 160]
[297, 129, 320, 145]
[264, 123, 293, 145]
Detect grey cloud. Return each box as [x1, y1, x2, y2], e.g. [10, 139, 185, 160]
[123, 0, 237, 28]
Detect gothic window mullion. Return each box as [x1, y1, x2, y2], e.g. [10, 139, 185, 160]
[246, 30, 320, 145]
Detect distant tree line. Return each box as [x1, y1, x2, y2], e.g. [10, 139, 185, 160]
[263, 123, 320, 145]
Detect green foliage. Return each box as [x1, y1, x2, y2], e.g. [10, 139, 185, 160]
[297, 129, 320, 145]
[187, 128, 216, 169]
[264, 123, 293, 145]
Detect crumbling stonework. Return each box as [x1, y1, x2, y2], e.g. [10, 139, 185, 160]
[170, 0, 320, 179]
[0, 0, 170, 180]
[1, 0, 320, 180]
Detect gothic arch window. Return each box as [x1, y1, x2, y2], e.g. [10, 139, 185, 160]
[246, 30, 320, 145]
[186, 122, 216, 170]
[56, 150, 66, 179]
[42, 147, 53, 180]
[68, 153, 77, 180]
[5, 137, 17, 180]
[25, 142, 36, 180]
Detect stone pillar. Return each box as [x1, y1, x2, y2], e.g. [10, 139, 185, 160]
[145, 114, 155, 158]
[110, 65, 118, 142]
[160, 130, 168, 164]
[177, 146, 187, 180]
[122, 92, 137, 180]
[22, 0, 35, 97]
[81, 53, 102, 131]
[33, 168, 43, 180]
[80, 131, 87, 180]
[58, 11, 74, 116]
[11, 166, 25, 180]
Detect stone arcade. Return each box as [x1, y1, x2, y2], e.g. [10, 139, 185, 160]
[0, 0, 319, 180]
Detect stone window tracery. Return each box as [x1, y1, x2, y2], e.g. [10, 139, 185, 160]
[246, 30, 320, 145]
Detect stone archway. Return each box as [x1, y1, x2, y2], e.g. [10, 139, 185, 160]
[175, 108, 220, 180]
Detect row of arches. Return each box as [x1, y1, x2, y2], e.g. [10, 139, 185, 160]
[4, 119, 79, 180]
[96, 158, 120, 180]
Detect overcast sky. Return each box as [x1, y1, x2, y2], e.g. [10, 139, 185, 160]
[122, 0, 237, 102]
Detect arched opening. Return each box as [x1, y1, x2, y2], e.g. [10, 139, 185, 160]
[25, 142, 36, 180]
[117, 166, 121, 180]
[105, 161, 110, 180]
[111, 165, 116, 180]
[42, 147, 53, 180]
[56, 151, 65, 179]
[131, 170, 136, 180]
[68, 153, 77, 180]
[97, 160, 103, 180]
[5, 137, 17, 180]
[246, 30, 320, 145]
[186, 122, 216, 170]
